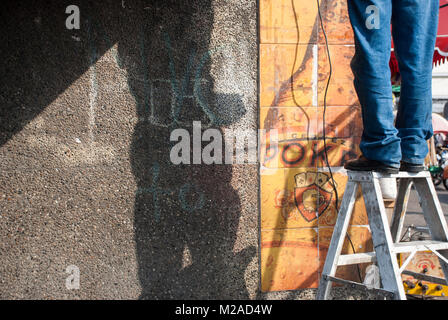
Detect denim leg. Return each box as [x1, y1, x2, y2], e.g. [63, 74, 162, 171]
[348, 0, 401, 167]
[392, 0, 439, 164]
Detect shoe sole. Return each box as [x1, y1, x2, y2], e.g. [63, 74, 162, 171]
[345, 165, 399, 174]
[399, 166, 426, 173]
[375, 167, 399, 174]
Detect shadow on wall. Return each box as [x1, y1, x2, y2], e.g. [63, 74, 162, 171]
[118, 0, 254, 299]
[1, 0, 255, 299]
[0, 1, 104, 146]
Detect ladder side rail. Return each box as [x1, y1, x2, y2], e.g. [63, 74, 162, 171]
[361, 175, 407, 300]
[412, 177, 448, 241]
[316, 181, 359, 300]
[390, 178, 413, 243]
[413, 176, 448, 283]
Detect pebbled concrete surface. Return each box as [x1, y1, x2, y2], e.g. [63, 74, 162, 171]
[0, 0, 260, 299]
[0, 0, 370, 300]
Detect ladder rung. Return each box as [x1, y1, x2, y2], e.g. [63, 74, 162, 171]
[402, 270, 448, 286]
[337, 241, 448, 266]
[393, 240, 448, 253]
[338, 252, 376, 266]
[371, 171, 430, 179]
[323, 275, 395, 299]
[348, 170, 430, 182]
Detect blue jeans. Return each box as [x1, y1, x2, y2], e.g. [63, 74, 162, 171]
[347, 0, 439, 167]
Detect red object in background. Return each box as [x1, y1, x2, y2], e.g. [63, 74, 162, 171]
[390, 1, 448, 75]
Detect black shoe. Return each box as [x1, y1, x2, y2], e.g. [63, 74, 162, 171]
[344, 156, 399, 174]
[399, 161, 426, 172]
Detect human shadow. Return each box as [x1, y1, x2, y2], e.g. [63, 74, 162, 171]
[1, 0, 255, 299]
[116, 0, 255, 299]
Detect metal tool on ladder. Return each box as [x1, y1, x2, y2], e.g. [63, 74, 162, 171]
[316, 170, 448, 300]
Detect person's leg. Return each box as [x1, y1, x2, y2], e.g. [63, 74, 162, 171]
[392, 0, 439, 165]
[347, 0, 401, 169]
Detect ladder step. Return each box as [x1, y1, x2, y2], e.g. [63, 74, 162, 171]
[402, 270, 448, 286]
[393, 240, 448, 253]
[337, 241, 448, 266]
[338, 252, 376, 266]
[323, 275, 395, 299]
[348, 170, 430, 182]
[371, 171, 430, 179]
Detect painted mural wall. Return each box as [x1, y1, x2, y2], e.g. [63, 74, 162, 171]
[259, 0, 373, 292]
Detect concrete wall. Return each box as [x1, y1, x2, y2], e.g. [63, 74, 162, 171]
[0, 0, 260, 299]
[1, 0, 383, 300]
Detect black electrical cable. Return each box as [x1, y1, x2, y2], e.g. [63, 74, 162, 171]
[291, 0, 310, 141]
[316, 0, 363, 283]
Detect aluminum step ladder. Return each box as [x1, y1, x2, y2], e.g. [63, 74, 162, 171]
[316, 170, 448, 300]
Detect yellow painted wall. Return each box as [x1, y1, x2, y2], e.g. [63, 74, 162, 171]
[259, 0, 371, 292]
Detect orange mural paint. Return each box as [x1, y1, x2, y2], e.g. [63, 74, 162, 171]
[259, 0, 369, 292]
